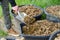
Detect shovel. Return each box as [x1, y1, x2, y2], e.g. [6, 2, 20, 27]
[15, 11, 27, 23]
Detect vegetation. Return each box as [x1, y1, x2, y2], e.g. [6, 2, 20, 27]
[0, 0, 60, 17]
[0, 30, 8, 37]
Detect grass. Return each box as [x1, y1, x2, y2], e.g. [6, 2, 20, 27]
[0, 30, 8, 37]
[0, 0, 60, 17]
[0, 6, 3, 17]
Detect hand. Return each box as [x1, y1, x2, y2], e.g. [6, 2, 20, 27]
[12, 6, 19, 15]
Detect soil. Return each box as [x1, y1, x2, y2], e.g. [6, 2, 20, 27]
[23, 20, 60, 36]
[46, 5, 60, 18]
[8, 28, 19, 35]
[19, 5, 42, 17]
[24, 16, 36, 24]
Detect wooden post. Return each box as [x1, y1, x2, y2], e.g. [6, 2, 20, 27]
[1, 0, 12, 29]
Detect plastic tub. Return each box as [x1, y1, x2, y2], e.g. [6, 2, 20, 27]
[0, 36, 16, 40]
[19, 5, 44, 19]
[44, 6, 60, 22]
[6, 36, 16, 40]
[6, 38, 15, 40]
[49, 30, 60, 40]
[20, 23, 50, 40]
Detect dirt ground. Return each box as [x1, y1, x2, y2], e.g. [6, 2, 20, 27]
[0, 17, 25, 40]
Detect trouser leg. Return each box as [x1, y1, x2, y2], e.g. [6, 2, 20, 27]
[1, 0, 12, 30]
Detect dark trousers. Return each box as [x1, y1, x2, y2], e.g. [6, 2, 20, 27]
[1, 0, 12, 29]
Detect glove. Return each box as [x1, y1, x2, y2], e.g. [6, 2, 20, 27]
[12, 6, 19, 15]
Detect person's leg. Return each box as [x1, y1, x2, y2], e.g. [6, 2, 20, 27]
[1, 0, 12, 30]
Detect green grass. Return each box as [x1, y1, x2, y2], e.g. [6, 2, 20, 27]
[0, 6, 3, 17]
[0, 30, 8, 37]
[0, 0, 60, 17]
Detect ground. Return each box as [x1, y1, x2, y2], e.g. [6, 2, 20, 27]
[0, 17, 24, 40]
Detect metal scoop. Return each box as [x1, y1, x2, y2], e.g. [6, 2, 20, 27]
[16, 11, 27, 23]
[18, 11, 27, 18]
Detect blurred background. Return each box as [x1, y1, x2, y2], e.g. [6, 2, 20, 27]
[0, 0, 60, 18]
